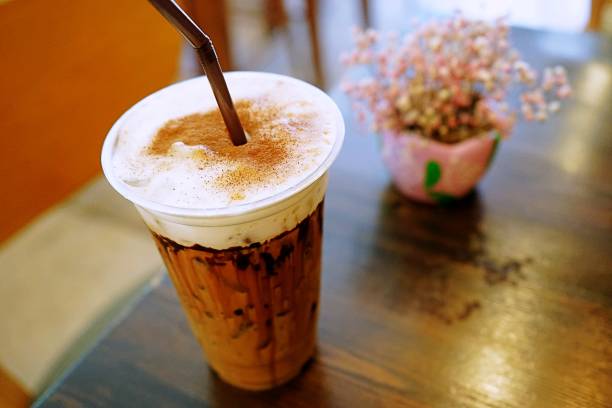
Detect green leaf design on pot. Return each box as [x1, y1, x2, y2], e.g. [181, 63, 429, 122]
[485, 132, 501, 170]
[424, 160, 456, 204]
[424, 161, 441, 189]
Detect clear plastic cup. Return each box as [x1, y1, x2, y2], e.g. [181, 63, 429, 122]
[101, 72, 344, 390]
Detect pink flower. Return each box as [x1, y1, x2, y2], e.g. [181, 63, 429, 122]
[548, 101, 561, 113]
[535, 109, 548, 121]
[522, 104, 534, 121]
[341, 13, 571, 142]
[557, 85, 572, 99]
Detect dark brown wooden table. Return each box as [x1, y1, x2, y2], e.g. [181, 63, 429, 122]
[42, 28, 611, 407]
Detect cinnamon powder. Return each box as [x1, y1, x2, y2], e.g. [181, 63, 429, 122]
[147, 99, 314, 197]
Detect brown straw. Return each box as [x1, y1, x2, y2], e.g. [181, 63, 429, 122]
[148, 0, 248, 146]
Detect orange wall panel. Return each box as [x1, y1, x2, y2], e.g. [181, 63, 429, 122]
[0, 0, 181, 242]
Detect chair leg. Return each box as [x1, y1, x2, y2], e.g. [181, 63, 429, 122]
[361, 0, 371, 27]
[587, 0, 606, 31]
[305, 0, 324, 88]
[181, 0, 233, 71]
[265, 0, 289, 32]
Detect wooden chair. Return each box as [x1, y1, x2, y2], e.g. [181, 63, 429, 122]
[181, 0, 370, 88]
[260, 0, 371, 88]
[588, 0, 612, 30]
[180, 0, 234, 70]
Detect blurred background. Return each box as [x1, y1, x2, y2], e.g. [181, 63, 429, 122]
[0, 0, 610, 405]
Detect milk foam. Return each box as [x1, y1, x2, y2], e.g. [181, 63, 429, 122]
[110, 73, 338, 210]
[102, 72, 344, 249]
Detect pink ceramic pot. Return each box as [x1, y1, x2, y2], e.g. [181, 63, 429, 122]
[381, 131, 501, 204]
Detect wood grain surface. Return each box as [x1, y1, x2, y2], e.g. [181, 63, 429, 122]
[42, 28, 612, 408]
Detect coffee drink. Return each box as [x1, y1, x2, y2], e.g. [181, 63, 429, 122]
[151, 200, 323, 389]
[101, 72, 344, 390]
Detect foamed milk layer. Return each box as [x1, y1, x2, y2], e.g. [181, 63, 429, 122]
[111, 73, 337, 210]
[106, 73, 343, 249]
[137, 174, 327, 249]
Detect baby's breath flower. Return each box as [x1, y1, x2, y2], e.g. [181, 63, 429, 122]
[341, 13, 571, 142]
[548, 101, 561, 113]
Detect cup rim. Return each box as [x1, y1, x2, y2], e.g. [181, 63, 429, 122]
[101, 71, 345, 220]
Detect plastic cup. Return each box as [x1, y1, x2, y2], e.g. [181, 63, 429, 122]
[101, 72, 344, 390]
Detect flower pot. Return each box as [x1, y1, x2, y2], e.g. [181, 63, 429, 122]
[381, 131, 501, 204]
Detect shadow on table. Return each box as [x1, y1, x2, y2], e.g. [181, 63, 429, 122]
[208, 354, 334, 407]
[348, 184, 498, 325]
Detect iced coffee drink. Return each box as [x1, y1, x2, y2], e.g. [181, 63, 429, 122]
[101, 72, 344, 390]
